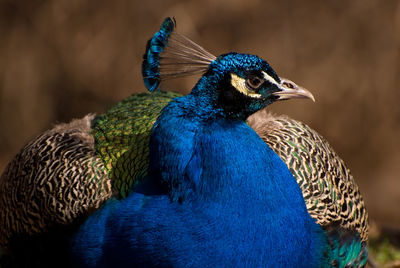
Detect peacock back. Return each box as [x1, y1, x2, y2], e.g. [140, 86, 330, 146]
[0, 91, 180, 251]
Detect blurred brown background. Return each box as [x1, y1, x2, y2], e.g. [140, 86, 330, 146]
[0, 0, 399, 229]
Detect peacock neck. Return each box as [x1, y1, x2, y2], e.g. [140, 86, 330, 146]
[183, 118, 302, 208]
[148, 93, 327, 266]
[151, 93, 301, 209]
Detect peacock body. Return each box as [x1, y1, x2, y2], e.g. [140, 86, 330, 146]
[0, 18, 368, 267]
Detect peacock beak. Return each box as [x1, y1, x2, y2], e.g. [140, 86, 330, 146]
[272, 78, 315, 102]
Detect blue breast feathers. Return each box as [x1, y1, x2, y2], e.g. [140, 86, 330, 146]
[71, 107, 327, 267]
[69, 17, 367, 267]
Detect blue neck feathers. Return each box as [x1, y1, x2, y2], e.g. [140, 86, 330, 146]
[145, 91, 327, 266]
[66, 18, 366, 266]
[69, 88, 364, 267]
[71, 92, 328, 266]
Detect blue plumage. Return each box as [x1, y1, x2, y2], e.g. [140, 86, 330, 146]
[0, 17, 368, 267]
[148, 53, 290, 200]
[142, 18, 175, 91]
[70, 18, 354, 267]
[72, 120, 327, 266]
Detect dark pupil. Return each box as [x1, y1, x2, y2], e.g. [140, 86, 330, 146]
[247, 76, 262, 89]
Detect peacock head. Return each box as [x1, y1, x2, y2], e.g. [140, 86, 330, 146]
[143, 17, 314, 119]
[198, 52, 315, 118]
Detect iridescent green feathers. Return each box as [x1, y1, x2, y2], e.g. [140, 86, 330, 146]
[92, 91, 181, 197]
[92, 92, 369, 263]
[0, 91, 369, 251]
[141, 18, 368, 244]
[323, 226, 368, 267]
[0, 17, 369, 267]
[0, 92, 180, 250]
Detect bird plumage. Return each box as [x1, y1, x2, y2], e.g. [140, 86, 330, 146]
[0, 92, 179, 252]
[248, 110, 368, 242]
[0, 17, 368, 267]
[0, 114, 111, 248]
[91, 91, 181, 197]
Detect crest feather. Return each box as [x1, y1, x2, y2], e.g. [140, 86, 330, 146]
[142, 17, 216, 91]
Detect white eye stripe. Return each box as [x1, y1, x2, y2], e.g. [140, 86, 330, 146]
[230, 74, 263, 99]
[262, 71, 280, 87]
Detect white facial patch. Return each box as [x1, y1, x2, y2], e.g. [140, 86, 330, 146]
[230, 74, 263, 99]
[262, 71, 280, 88]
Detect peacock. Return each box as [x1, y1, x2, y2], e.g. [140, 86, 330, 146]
[0, 18, 368, 267]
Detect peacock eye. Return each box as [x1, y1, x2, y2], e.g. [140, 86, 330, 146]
[246, 75, 264, 90]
